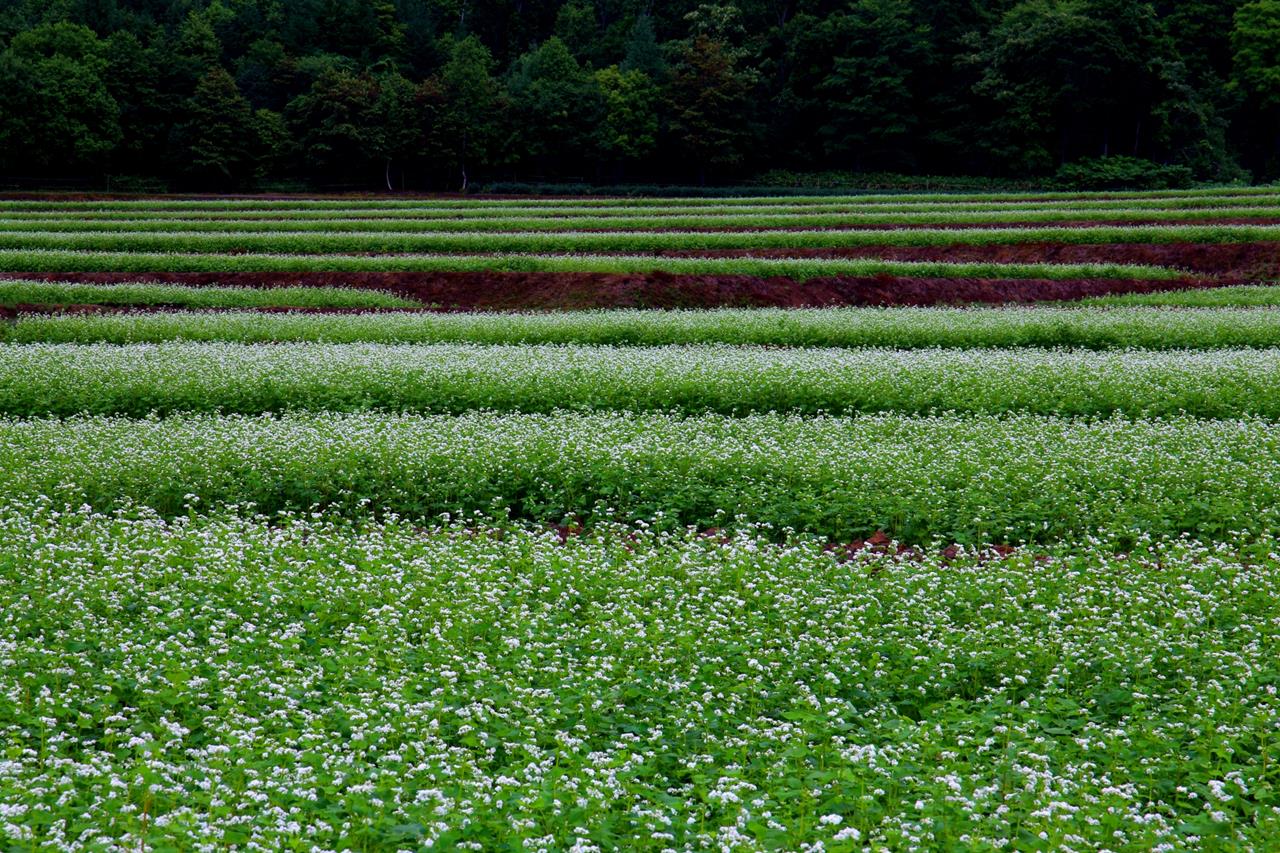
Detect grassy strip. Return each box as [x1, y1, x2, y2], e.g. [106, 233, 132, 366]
[12, 305, 1280, 349]
[0, 224, 1277, 254]
[3, 410, 1277, 541]
[12, 196, 1280, 221]
[2, 187, 1277, 210]
[3, 508, 1277, 850]
[1083, 284, 1280, 307]
[0, 250, 1176, 280]
[5, 342, 1280, 418]
[0, 279, 417, 308]
[5, 206, 1280, 234]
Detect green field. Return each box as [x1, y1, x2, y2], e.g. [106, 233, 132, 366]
[3, 191, 1280, 850]
[9, 301, 1280, 348]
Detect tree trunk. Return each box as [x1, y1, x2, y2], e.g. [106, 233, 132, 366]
[385, 158, 393, 192]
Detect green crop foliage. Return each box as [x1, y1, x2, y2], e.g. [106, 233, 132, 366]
[1, 410, 1277, 542]
[2, 204, 1279, 233]
[4, 507, 1278, 849]
[0, 250, 1178, 279]
[0, 224, 1274, 253]
[0, 186, 1276, 212]
[9, 304, 1280, 348]
[4, 189, 1280, 851]
[1083, 284, 1280, 307]
[0, 279, 418, 308]
[3, 342, 1280, 418]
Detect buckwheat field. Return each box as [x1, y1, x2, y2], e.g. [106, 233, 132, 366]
[3, 192, 1280, 851]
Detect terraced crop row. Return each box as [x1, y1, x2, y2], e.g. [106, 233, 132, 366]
[6, 508, 1275, 850]
[5, 187, 1279, 211]
[10, 341, 1280, 418]
[0, 279, 414, 308]
[6, 206, 1280, 231]
[0, 224, 1276, 252]
[0, 250, 1178, 279]
[5, 189, 1280, 852]
[11, 300, 1280, 347]
[2, 410, 1276, 542]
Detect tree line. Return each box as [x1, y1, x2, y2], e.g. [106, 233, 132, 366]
[0, 0, 1277, 190]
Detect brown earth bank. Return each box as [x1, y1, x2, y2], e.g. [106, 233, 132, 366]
[0, 270, 1239, 311]
[605, 218, 1280, 231]
[659, 241, 1280, 277]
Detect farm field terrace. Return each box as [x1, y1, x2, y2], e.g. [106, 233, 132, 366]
[2, 189, 1280, 850]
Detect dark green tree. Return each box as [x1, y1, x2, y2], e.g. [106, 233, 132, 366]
[370, 70, 426, 190]
[0, 22, 120, 175]
[508, 36, 602, 177]
[620, 14, 665, 77]
[817, 0, 930, 171]
[1231, 0, 1280, 176]
[286, 64, 383, 183]
[594, 65, 660, 175]
[555, 0, 599, 62]
[430, 35, 501, 190]
[172, 66, 257, 187]
[664, 34, 758, 182]
[971, 0, 1197, 174]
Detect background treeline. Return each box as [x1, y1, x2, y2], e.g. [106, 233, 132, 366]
[0, 0, 1278, 191]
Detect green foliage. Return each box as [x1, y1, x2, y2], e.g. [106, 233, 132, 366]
[970, 0, 1199, 174]
[14, 303, 1280, 349]
[816, 0, 930, 171]
[1, 410, 1279, 542]
[430, 35, 501, 190]
[285, 65, 383, 182]
[665, 34, 758, 179]
[0, 280, 417, 309]
[173, 67, 257, 188]
[507, 37, 602, 175]
[620, 14, 664, 77]
[594, 66, 659, 166]
[5, 510, 1279, 847]
[1231, 0, 1280, 110]
[0, 0, 1267, 186]
[1054, 156, 1196, 190]
[2, 341, 1278, 419]
[0, 22, 120, 172]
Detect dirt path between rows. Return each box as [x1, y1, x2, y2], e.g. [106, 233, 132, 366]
[658, 241, 1280, 277]
[0, 270, 1243, 311]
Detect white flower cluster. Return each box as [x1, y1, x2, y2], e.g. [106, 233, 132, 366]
[0, 508, 1276, 849]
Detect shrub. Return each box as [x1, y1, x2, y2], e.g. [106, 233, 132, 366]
[1054, 156, 1195, 191]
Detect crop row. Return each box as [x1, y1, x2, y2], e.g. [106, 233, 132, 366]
[0, 279, 416, 309]
[6, 206, 1280, 233]
[3, 410, 1277, 542]
[4, 187, 1278, 211]
[12, 196, 1280, 222]
[0, 224, 1277, 254]
[0, 251, 1175, 279]
[5, 505, 1274, 849]
[11, 302, 1280, 349]
[13, 342, 1280, 418]
[1085, 285, 1280, 306]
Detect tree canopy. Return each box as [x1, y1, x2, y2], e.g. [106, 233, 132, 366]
[0, 0, 1272, 188]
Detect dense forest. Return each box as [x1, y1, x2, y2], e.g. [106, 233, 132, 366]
[0, 0, 1277, 190]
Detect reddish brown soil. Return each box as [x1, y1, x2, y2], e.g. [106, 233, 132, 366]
[659, 241, 1280, 277]
[597, 218, 1280, 232]
[0, 269, 1243, 310]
